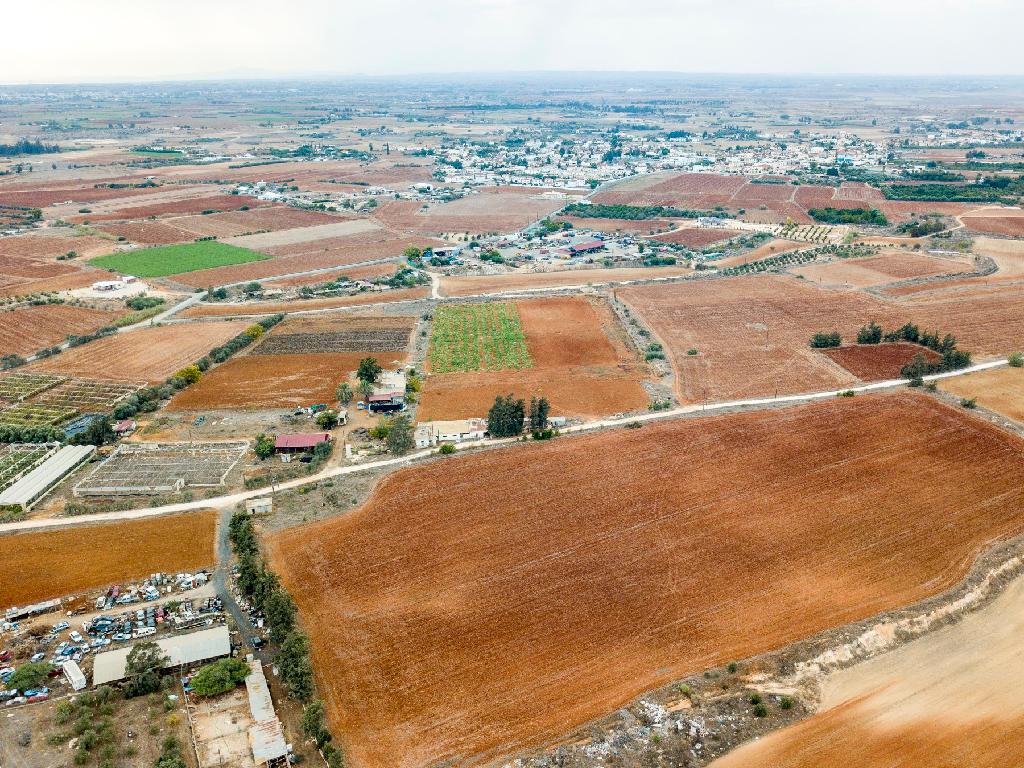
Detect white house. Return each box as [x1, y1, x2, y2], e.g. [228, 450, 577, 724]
[415, 419, 487, 448]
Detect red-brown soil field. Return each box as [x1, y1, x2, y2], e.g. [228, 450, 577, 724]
[180, 288, 430, 318]
[418, 296, 650, 420]
[619, 276, 1024, 402]
[0, 511, 217, 607]
[167, 351, 405, 410]
[30, 321, 247, 382]
[0, 304, 120, 356]
[821, 343, 940, 380]
[267, 393, 1024, 768]
[439, 266, 691, 297]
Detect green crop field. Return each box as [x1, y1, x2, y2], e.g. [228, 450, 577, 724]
[90, 241, 271, 278]
[428, 303, 532, 373]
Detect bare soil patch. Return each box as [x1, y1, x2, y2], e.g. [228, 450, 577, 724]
[30, 321, 248, 382]
[267, 393, 1024, 768]
[0, 304, 120, 357]
[0, 511, 216, 607]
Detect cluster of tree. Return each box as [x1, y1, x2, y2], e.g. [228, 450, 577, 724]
[882, 180, 1022, 204]
[855, 321, 973, 378]
[0, 140, 60, 157]
[125, 294, 165, 311]
[209, 315, 283, 362]
[561, 203, 733, 221]
[897, 218, 947, 238]
[809, 331, 843, 349]
[807, 207, 889, 226]
[190, 657, 251, 697]
[229, 512, 316, 702]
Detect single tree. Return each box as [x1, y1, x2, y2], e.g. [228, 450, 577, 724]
[124, 642, 169, 698]
[386, 415, 414, 455]
[357, 357, 382, 384]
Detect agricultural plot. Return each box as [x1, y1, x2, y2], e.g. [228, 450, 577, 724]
[619, 275, 1024, 402]
[0, 304, 120, 358]
[0, 402, 77, 428]
[252, 316, 413, 356]
[418, 297, 649, 421]
[89, 241, 270, 278]
[167, 352, 390, 410]
[29, 321, 248, 382]
[427, 303, 532, 373]
[34, 378, 143, 410]
[0, 511, 217, 607]
[73, 441, 248, 496]
[0, 442, 59, 492]
[0, 372, 65, 402]
[268, 393, 1024, 768]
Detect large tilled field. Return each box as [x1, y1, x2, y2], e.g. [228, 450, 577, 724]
[0, 511, 217, 607]
[267, 393, 1024, 768]
[619, 276, 1024, 402]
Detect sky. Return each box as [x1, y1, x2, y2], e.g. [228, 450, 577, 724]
[1, 0, 1022, 84]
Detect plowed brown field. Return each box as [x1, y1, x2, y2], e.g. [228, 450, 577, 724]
[168, 351, 405, 409]
[710, 573, 1024, 768]
[30, 321, 247, 382]
[619, 276, 1024, 402]
[267, 393, 1024, 768]
[0, 304, 119, 356]
[0, 511, 216, 607]
[821, 343, 939, 380]
[418, 296, 650, 420]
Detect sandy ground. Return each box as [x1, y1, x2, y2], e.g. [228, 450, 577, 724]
[711, 574, 1024, 768]
[939, 365, 1024, 423]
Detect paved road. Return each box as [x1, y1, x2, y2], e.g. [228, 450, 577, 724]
[0, 357, 1009, 535]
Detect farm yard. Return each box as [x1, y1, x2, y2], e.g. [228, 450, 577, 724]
[711, 574, 1024, 768]
[427, 303, 532, 373]
[167, 352, 392, 410]
[0, 304, 120, 357]
[73, 441, 248, 496]
[89, 240, 271, 278]
[267, 392, 1024, 768]
[618, 275, 1024, 402]
[418, 296, 650, 421]
[29, 320, 249, 381]
[0, 511, 217, 607]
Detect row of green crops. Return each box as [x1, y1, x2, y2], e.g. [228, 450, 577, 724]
[428, 303, 533, 373]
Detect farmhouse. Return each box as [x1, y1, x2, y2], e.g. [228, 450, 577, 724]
[275, 433, 331, 454]
[415, 419, 487, 448]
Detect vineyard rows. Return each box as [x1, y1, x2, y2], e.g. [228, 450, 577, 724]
[429, 303, 533, 374]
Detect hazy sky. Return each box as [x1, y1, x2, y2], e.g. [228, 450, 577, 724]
[2, 0, 1021, 84]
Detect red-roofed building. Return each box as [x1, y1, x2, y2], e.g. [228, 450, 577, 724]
[274, 433, 331, 453]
